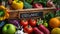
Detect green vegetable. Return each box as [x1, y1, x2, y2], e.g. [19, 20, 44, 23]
[37, 18, 43, 25]
[43, 12, 54, 22]
[0, 10, 5, 17]
[55, 10, 60, 17]
[33, 0, 48, 7]
[53, 0, 60, 8]
[23, 0, 32, 9]
[25, 0, 32, 4]
[43, 21, 48, 27]
[48, 12, 55, 18]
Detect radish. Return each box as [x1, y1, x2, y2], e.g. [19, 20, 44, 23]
[38, 24, 50, 34]
[33, 27, 44, 34]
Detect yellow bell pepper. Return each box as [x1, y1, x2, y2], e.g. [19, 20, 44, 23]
[0, 5, 9, 21]
[11, 1, 23, 10]
[14, 0, 18, 1]
[0, 5, 6, 10]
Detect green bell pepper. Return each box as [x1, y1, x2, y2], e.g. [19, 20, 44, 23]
[0, 10, 5, 17]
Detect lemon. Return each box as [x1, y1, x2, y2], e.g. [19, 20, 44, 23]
[51, 28, 60, 34]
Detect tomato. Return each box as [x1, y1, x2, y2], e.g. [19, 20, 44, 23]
[24, 25, 33, 34]
[20, 19, 28, 27]
[29, 19, 37, 27]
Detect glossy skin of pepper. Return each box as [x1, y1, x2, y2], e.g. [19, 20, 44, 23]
[11, 1, 23, 10]
[0, 5, 9, 21]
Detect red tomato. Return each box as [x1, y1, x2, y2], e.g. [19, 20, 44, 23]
[24, 25, 33, 34]
[29, 19, 37, 27]
[20, 19, 28, 27]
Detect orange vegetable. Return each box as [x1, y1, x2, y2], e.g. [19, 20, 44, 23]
[49, 18, 60, 28]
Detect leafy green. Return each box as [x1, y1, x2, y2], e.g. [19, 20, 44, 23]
[33, 0, 48, 7]
[55, 10, 60, 17]
[53, 0, 60, 8]
[23, 0, 32, 9]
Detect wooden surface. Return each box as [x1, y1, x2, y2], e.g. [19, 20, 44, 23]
[8, 8, 56, 19]
[9, 7, 55, 12]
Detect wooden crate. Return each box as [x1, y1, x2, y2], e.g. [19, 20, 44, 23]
[8, 7, 56, 19]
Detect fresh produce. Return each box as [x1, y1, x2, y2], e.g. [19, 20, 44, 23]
[0, 10, 5, 17]
[29, 19, 37, 27]
[37, 18, 43, 25]
[14, 0, 18, 1]
[47, 1, 55, 7]
[2, 24, 16, 34]
[38, 24, 50, 34]
[23, 0, 32, 9]
[43, 22, 48, 27]
[25, 0, 33, 4]
[0, 21, 5, 27]
[20, 19, 28, 27]
[0, 5, 6, 10]
[11, 0, 23, 10]
[0, 5, 9, 21]
[33, 0, 48, 7]
[33, 27, 44, 34]
[52, 0, 60, 8]
[15, 28, 24, 34]
[55, 10, 60, 17]
[51, 28, 60, 34]
[49, 18, 60, 28]
[43, 12, 54, 22]
[23, 25, 33, 34]
[8, 19, 19, 27]
[33, 3, 43, 8]
[55, 17, 60, 20]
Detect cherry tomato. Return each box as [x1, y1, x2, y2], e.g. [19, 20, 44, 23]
[20, 19, 28, 27]
[24, 25, 33, 34]
[29, 19, 37, 27]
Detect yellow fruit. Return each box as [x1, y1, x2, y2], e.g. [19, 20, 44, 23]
[51, 28, 60, 34]
[49, 18, 60, 28]
[11, 1, 23, 10]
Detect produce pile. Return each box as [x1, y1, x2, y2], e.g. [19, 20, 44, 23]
[0, 0, 60, 34]
[0, 10, 60, 34]
[4, 0, 54, 10]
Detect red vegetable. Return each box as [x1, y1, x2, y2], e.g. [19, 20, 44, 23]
[29, 19, 36, 27]
[33, 3, 43, 8]
[47, 1, 54, 7]
[38, 24, 50, 34]
[24, 25, 33, 34]
[33, 27, 44, 34]
[20, 19, 28, 27]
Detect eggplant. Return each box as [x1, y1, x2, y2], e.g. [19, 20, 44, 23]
[33, 27, 44, 34]
[38, 24, 50, 34]
[8, 19, 19, 27]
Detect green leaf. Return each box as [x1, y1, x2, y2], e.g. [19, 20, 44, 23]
[55, 10, 60, 16]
